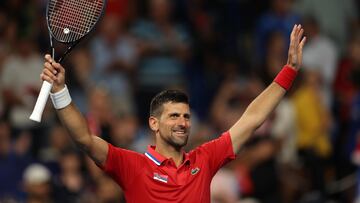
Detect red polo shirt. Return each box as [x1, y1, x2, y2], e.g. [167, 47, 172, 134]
[101, 132, 236, 203]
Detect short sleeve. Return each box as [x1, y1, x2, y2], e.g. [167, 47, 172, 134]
[195, 132, 236, 176]
[100, 144, 144, 190]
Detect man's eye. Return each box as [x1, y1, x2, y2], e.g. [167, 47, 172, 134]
[170, 114, 178, 118]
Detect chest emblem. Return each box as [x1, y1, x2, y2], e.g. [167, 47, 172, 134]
[153, 173, 168, 183]
[191, 167, 200, 175]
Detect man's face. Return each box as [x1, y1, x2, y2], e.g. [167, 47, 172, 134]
[154, 102, 191, 149]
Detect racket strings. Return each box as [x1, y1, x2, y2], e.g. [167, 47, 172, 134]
[50, 0, 101, 39]
[48, 0, 104, 42]
[51, 0, 100, 35]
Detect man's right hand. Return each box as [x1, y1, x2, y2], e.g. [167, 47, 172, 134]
[40, 54, 66, 93]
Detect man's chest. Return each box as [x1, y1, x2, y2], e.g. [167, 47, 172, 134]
[143, 163, 205, 186]
[124, 161, 212, 202]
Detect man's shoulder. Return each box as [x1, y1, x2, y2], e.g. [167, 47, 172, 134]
[109, 144, 147, 159]
[188, 132, 231, 155]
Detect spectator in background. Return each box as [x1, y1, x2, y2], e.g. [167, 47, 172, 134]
[258, 29, 298, 167]
[106, 0, 131, 21]
[0, 19, 18, 54]
[1, 37, 42, 130]
[39, 124, 73, 174]
[210, 78, 281, 203]
[210, 78, 263, 133]
[334, 31, 360, 160]
[351, 67, 360, 203]
[90, 15, 137, 115]
[109, 114, 141, 150]
[106, 0, 139, 27]
[258, 31, 287, 85]
[211, 167, 240, 203]
[86, 87, 115, 143]
[0, 9, 11, 65]
[65, 49, 94, 114]
[0, 93, 3, 120]
[255, 0, 300, 62]
[301, 17, 338, 108]
[95, 176, 124, 203]
[0, 10, 13, 119]
[292, 69, 332, 200]
[271, 94, 300, 203]
[2, 0, 39, 39]
[0, 120, 33, 202]
[294, 0, 359, 54]
[260, 29, 301, 203]
[23, 163, 53, 203]
[53, 150, 86, 203]
[132, 0, 191, 123]
[0, 36, 47, 157]
[332, 32, 360, 203]
[209, 0, 242, 60]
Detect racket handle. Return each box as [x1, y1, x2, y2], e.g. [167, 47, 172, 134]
[29, 81, 53, 122]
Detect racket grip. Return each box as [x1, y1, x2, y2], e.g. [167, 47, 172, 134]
[29, 81, 53, 122]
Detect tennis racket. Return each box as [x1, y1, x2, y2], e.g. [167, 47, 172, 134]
[30, 0, 107, 122]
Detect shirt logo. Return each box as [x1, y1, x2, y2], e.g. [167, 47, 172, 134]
[191, 167, 200, 175]
[153, 173, 168, 183]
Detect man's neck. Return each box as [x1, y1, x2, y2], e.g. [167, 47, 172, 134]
[155, 142, 183, 167]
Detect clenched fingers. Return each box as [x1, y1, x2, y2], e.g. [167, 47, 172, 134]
[44, 62, 57, 74]
[40, 72, 54, 84]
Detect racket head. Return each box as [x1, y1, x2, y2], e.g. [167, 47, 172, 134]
[46, 0, 107, 44]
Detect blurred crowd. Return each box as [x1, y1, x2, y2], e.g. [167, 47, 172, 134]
[0, 0, 359, 202]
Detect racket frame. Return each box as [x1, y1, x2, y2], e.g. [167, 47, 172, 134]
[29, 0, 107, 122]
[46, 0, 107, 62]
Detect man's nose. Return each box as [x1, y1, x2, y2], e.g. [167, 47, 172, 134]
[177, 116, 188, 127]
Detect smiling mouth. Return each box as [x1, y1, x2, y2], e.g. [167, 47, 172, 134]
[172, 129, 187, 136]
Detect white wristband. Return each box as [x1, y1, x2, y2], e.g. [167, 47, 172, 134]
[50, 85, 72, 109]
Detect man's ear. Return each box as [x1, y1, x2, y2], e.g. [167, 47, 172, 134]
[149, 116, 159, 132]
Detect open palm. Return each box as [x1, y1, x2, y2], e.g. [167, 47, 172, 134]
[287, 24, 306, 70]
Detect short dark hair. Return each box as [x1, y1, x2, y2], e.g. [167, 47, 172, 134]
[150, 90, 189, 117]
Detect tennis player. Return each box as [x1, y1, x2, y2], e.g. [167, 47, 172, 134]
[41, 24, 305, 202]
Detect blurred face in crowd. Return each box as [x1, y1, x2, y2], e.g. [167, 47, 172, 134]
[0, 122, 10, 156]
[305, 70, 323, 88]
[149, 0, 172, 23]
[100, 15, 120, 44]
[96, 176, 123, 202]
[349, 33, 360, 64]
[18, 39, 34, 57]
[150, 102, 191, 150]
[23, 164, 52, 202]
[110, 116, 138, 148]
[60, 152, 81, 172]
[272, 0, 293, 15]
[49, 126, 70, 151]
[89, 88, 112, 123]
[25, 182, 51, 200]
[266, 31, 287, 76]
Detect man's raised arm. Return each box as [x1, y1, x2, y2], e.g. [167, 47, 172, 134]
[229, 24, 306, 154]
[41, 54, 109, 166]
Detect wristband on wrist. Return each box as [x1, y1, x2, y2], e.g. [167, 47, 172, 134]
[50, 85, 72, 109]
[273, 65, 298, 91]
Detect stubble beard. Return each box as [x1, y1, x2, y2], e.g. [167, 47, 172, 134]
[163, 131, 189, 150]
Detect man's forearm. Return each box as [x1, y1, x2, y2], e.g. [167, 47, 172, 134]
[229, 82, 286, 152]
[57, 103, 93, 151]
[243, 82, 286, 128]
